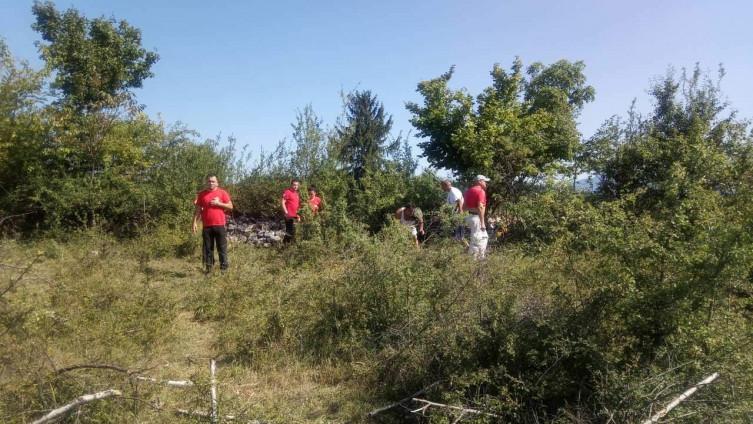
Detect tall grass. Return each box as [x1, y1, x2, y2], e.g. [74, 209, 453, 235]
[1, 221, 751, 423]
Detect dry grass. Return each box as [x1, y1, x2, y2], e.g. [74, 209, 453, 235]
[0, 236, 388, 423]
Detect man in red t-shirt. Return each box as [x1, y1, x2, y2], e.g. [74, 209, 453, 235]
[308, 185, 322, 216]
[193, 174, 233, 272]
[463, 175, 490, 259]
[281, 179, 301, 244]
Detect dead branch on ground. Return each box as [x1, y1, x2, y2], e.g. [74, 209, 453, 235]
[210, 358, 218, 424]
[30, 389, 122, 424]
[641, 372, 719, 424]
[367, 380, 440, 417]
[410, 398, 500, 420]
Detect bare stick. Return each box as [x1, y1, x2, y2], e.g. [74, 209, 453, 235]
[367, 381, 440, 417]
[0, 211, 33, 226]
[134, 376, 194, 387]
[410, 404, 430, 414]
[55, 363, 131, 375]
[210, 358, 218, 424]
[31, 389, 122, 424]
[641, 372, 719, 424]
[452, 410, 467, 424]
[1, 254, 41, 299]
[411, 398, 500, 419]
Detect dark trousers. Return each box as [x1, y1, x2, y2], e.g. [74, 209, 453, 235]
[202, 225, 228, 271]
[284, 218, 297, 244]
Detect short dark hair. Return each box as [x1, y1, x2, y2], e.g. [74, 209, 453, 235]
[308, 185, 317, 192]
[206, 173, 218, 180]
[291, 178, 300, 184]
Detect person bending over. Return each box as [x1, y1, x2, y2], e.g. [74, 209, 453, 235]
[395, 203, 424, 249]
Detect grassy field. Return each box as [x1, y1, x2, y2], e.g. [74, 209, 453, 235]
[1, 226, 751, 423]
[0, 233, 390, 423]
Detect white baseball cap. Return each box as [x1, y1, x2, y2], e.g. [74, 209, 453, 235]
[476, 174, 491, 182]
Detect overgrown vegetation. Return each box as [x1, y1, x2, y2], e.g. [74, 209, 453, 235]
[1, 2, 753, 423]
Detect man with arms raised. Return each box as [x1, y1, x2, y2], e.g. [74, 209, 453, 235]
[193, 174, 233, 273]
[463, 175, 490, 259]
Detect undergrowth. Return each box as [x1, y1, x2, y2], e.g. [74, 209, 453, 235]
[1, 219, 752, 423]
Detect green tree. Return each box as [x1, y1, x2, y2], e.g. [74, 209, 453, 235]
[586, 65, 751, 207]
[336, 90, 396, 182]
[11, 2, 164, 231]
[289, 104, 326, 181]
[32, 0, 158, 113]
[0, 40, 48, 229]
[407, 58, 595, 205]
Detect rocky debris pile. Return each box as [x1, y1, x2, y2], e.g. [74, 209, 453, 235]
[226, 216, 286, 247]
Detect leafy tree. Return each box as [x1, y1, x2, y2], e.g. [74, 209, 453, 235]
[0, 7, 234, 235]
[585, 65, 751, 208]
[407, 58, 595, 205]
[31, 0, 158, 113]
[289, 104, 326, 181]
[336, 90, 396, 182]
[0, 40, 48, 229]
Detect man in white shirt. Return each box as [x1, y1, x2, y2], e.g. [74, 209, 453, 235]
[441, 180, 464, 240]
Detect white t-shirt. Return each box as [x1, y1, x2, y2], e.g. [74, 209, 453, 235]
[446, 187, 463, 209]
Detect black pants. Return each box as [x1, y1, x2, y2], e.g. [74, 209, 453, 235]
[284, 218, 296, 244]
[202, 225, 228, 271]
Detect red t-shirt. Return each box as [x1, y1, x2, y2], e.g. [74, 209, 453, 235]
[463, 185, 487, 210]
[194, 188, 231, 227]
[282, 188, 300, 218]
[309, 195, 321, 214]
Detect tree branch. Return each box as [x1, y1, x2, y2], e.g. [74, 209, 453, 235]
[411, 398, 500, 419]
[31, 389, 122, 424]
[55, 363, 131, 375]
[642, 372, 719, 424]
[367, 381, 440, 417]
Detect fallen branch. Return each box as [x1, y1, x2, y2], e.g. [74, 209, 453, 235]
[31, 389, 122, 424]
[0, 211, 33, 226]
[55, 363, 131, 375]
[55, 363, 191, 387]
[451, 410, 467, 424]
[134, 376, 194, 387]
[367, 381, 440, 417]
[411, 398, 500, 419]
[641, 372, 719, 424]
[210, 358, 218, 424]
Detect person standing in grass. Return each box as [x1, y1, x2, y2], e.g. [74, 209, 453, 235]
[308, 185, 322, 216]
[441, 179, 464, 240]
[463, 175, 490, 259]
[193, 174, 233, 272]
[395, 203, 424, 249]
[282, 179, 301, 244]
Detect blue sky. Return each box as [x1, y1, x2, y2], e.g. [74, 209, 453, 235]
[2, 0, 752, 161]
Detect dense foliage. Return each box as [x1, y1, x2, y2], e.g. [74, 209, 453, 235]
[1, 2, 752, 424]
[407, 59, 595, 205]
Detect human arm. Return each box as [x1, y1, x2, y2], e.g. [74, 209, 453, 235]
[281, 196, 288, 217]
[478, 202, 486, 230]
[456, 197, 464, 213]
[192, 204, 201, 234]
[209, 197, 233, 211]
